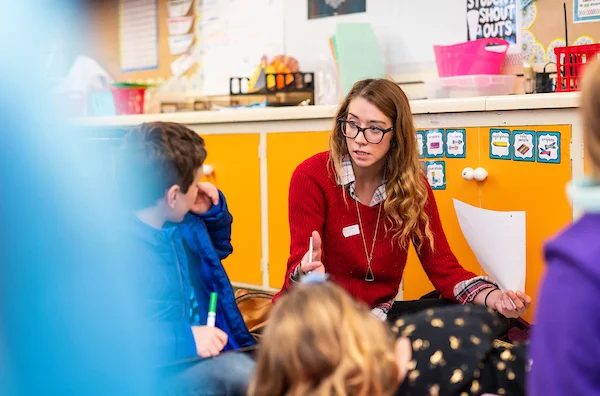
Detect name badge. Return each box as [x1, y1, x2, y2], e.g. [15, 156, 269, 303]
[342, 224, 360, 238]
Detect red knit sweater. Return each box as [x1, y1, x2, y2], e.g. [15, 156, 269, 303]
[273, 151, 477, 308]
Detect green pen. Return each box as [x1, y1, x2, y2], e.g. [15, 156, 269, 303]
[207, 292, 218, 327]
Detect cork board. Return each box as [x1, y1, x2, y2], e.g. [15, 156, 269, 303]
[526, 0, 600, 64]
[82, 0, 198, 83]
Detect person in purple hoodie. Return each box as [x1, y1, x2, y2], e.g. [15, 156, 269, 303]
[529, 60, 600, 396]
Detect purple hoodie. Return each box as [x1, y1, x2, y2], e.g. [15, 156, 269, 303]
[529, 180, 600, 396]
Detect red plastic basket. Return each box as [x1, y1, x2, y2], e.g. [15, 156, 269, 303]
[434, 38, 509, 77]
[555, 43, 600, 92]
[111, 86, 147, 115]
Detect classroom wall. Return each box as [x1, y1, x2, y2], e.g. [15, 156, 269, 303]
[83, 0, 600, 89]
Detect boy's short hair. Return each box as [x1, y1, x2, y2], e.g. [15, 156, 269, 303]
[116, 122, 207, 210]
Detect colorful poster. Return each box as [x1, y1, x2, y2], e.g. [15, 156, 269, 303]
[308, 0, 366, 19]
[425, 129, 445, 158]
[467, 0, 518, 44]
[512, 130, 535, 162]
[537, 132, 561, 163]
[490, 129, 512, 159]
[426, 161, 446, 190]
[445, 129, 467, 158]
[574, 0, 600, 23]
[416, 131, 425, 159]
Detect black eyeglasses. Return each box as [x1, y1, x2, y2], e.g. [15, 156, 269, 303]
[337, 119, 393, 144]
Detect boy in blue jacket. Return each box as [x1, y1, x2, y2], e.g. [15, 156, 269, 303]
[116, 121, 255, 395]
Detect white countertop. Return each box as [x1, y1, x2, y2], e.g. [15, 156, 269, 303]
[73, 92, 580, 128]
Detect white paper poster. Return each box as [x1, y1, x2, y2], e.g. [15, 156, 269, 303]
[168, 0, 193, 18]
[167, 16, 194, 35]
[169, 34, 195, 55]
[119, 0, 158, 71]
[453, 199, 526, 293]
[171, 51, 195, 77]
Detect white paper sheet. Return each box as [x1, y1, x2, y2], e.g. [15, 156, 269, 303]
[168, 33, 194, 55]
[167, 16, 194, 35]
[167, 0, 193, 18]
[171, 51, 195, 77]
[453, 199, 526, 293]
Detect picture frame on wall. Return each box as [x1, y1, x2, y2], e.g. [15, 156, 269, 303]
[308, 0, 366, 20]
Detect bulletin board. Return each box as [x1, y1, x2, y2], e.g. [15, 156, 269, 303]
[525, 0, 600, 65]
[83, 0, 198, 83]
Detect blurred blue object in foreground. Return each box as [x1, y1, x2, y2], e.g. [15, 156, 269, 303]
[0, 1, 156, 395]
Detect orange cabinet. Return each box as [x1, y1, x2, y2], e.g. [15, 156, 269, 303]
[404, 126, 572, 322]
[266, 132, 330, 289]
[202, 134, 263, 286]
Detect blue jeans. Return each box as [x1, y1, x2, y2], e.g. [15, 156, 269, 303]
[159, 352, 255, 396]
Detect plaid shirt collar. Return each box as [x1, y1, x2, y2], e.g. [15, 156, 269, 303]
[337, 155, 387, 207]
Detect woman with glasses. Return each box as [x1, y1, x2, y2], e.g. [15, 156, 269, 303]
[272, 78, 531, 322]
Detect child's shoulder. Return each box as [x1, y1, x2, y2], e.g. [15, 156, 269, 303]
[546, 213, 600, 276]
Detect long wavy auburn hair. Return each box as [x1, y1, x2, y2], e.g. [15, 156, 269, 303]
[329, 78, 434, 252]
[248, 282, 399, 396]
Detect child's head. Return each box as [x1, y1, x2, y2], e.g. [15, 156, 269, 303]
[116, 122, 206, 223]
[582, 61, 600, 178]
[249, 280, 399, 396]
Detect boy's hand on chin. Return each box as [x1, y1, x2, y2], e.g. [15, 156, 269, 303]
[192, 326, 228, 357]
[191, 182, 219, 214]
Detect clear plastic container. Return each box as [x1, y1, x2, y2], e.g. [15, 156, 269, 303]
[424, 74, 516, 99]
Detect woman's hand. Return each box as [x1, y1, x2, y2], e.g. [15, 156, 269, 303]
[486, 289, 532, 318]
[299, 231, 325, 275]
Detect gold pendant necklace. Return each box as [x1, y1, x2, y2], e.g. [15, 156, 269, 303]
[355, 199, 382, 282]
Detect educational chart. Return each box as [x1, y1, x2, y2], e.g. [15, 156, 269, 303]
[488, 128, 561, 164]
[445, 129, 466, 158]
[425, 129, 444, 158]
[118, 0, 159, 72]
[512, 130, 536, 162]
[426, 161, 446, 190]
[574, 0, 600, 23]
[537, 132, 561, 163]
[490, 129, 512, 159]
[416, 130, 425, 159]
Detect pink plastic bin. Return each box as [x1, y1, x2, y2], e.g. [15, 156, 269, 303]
[434, 38, 509, 77]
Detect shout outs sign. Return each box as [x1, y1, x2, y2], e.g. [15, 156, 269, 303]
[467, 0, 518, 44]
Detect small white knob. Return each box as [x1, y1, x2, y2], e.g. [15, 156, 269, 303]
[474, 167, 488, 181]
[203, 164, 214, 175]
[462, 167, 474, 181]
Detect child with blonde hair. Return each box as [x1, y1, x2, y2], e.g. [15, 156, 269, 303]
[249, 274, 399, 396]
